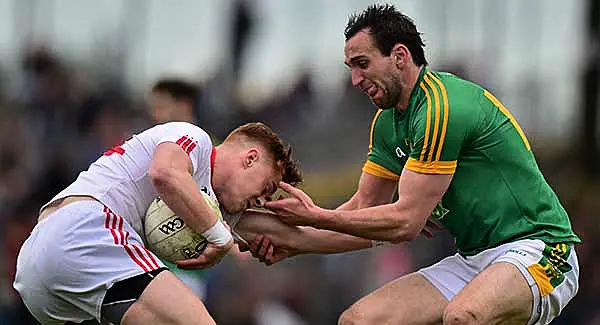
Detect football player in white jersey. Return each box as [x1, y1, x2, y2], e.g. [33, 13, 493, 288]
[13, 121, 301, 325]
[147, 78, 213, 301]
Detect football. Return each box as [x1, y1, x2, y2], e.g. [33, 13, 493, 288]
[144, 191, 222, 263]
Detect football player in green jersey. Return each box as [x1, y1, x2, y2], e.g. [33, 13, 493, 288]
[234, 3, 580, 325]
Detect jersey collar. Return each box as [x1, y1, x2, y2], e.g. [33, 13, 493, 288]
[210, 147, 216, 172]
[405, 66, 429, 113]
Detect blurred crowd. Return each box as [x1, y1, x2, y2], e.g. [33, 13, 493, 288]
[0, 3, 599, 324]
[0, 45, 598, 325]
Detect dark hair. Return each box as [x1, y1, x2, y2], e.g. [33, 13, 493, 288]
[225, 122, 302, 186]
[152, 79, 199, 108]
[345, 4, 427, 66]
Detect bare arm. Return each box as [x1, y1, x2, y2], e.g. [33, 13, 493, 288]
[336, 172, 397, 210]
[235, 210, 370, 255]
[237, 172, 399, 256]
[295, 172, 398, 252]
[317, 170, 451, 241]
[148, 142, 221, 235]
[267, 169, 452, 243]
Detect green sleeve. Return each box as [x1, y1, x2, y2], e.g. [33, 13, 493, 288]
[363, 109, 401, 180]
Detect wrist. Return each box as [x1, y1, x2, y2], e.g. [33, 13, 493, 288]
[201, 221, 233, 246]
[313, 207, 335, 228]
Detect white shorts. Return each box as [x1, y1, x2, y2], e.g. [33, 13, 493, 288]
[418, 239, 579, 325]
[13, 201, 165, 324]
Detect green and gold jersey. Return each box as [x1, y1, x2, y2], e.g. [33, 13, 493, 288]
[363, 68, 580, 256]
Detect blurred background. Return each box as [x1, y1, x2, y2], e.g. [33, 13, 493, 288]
[0, 0, 598, 324]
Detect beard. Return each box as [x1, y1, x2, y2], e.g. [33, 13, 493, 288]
[373, 72, 403, 109]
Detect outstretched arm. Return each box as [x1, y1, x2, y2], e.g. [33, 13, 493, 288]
[266, 169, 452, 243]
[234, 172, 399, 263]
[234, 210, 371, 256]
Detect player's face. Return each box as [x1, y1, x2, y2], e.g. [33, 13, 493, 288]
[149, 91, 177, 123]
[344, 31, 403, 109]
[218, 150, 281, 215]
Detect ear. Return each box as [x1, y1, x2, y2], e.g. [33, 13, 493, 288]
[244, 148, 259, 168]
[391, 44, 411, 68]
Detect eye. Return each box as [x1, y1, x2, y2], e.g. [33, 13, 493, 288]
[357, 60, 368, 69]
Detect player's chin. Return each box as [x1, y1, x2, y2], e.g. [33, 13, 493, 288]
[372, 97, 394, 110]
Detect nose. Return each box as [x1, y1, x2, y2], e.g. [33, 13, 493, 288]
[351, 68, 365, 87]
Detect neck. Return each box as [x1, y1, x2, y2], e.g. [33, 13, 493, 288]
[211, 145, 229, 193]
[395, 65, 423, 112]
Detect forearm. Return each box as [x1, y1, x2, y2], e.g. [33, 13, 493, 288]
[315, 201, 423, 242]
[150, 168, 218, 234]
[336, 196, 359, 211]
[234, 210, 371, 255]
[296, 227, 372, 254]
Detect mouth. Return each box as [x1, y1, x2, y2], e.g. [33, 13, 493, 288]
[363, 85, 379, 98]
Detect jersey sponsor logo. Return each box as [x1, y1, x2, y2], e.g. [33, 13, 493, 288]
[176, 135, 198, 155]
[159, 217, 185, 235]
[430, 202, 449, 220]
[507, 248, 528, 257]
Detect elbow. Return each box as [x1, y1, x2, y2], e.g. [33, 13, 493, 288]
[149, 165, 176, 190]
[387, 213, 425, 243]
[401, 226, 421, 242]
[387, 224, 420, 243]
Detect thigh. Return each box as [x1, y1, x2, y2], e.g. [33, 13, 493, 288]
[444, 262, 532, 325]
[122, 271, 215, 325]
[339, 273, 448, 325]
[56, 204, 165, 320]
[16, 202, 166, 323]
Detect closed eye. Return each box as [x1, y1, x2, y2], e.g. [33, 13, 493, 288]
[357, 61, 368, 69]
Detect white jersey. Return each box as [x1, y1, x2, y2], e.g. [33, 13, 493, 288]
[45, 121, 217, 240]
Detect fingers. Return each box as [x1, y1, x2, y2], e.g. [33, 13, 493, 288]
[264, 245, 275, 266]
[249, 235, 265, 254]
[175, 255, 213, 270]
[263, 198, 296, 210]
[425, 218, 443, 230]
[258, 237, 269, 260]
[420, 219, 443, 239]
[277, 181, 296, 194]
[278, 182, 312, 204]
[247, 235, 278, 265]
[175, 244, 229, 270]
[421, 228, 433, 238]
[237, 241, 249, 252]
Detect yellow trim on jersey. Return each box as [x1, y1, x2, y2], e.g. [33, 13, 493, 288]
[423, 74, 442, 162]
[484, 90, 531, 151]
[428, 73, 450, 161]
[362, 160, 400, 181]
[368, 109, 383, 154]
[418, 73, 450, 163]
[418, 83, 432, 161]
[405, 157, 457, 174]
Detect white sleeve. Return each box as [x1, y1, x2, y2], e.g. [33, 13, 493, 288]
[156, 122, 213, 175]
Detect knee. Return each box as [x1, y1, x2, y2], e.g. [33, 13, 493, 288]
[443, 304, 479, 325]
